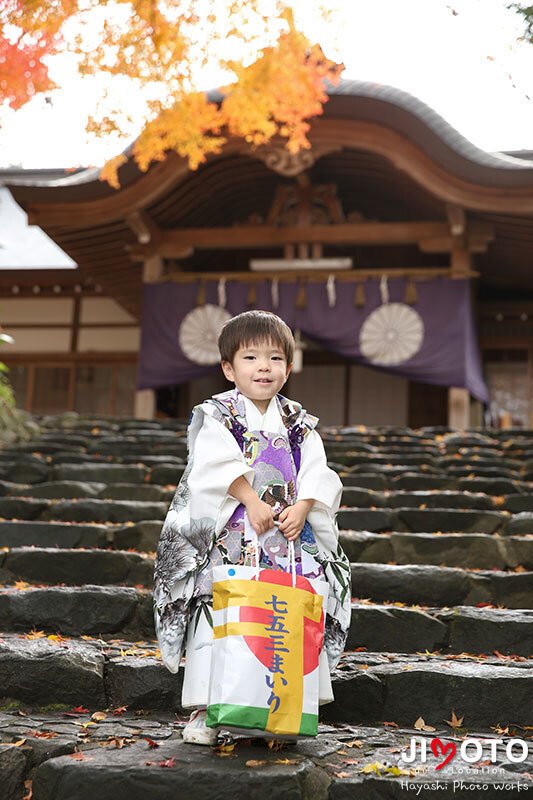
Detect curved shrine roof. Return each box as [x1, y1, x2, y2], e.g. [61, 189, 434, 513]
[4, 80, 533, 315]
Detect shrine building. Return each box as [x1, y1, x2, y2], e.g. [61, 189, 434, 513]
[2, 80, 533, 428]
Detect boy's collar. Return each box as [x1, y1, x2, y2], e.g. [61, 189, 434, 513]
[212, 386, 303, 430]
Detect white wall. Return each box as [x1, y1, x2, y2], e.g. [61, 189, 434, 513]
[80, 298, 136, 324]
[0, 296, 139, 353]
[1, 297, 73, 324]
[3, 328, 71, 353]
[77, 328, 140, 352]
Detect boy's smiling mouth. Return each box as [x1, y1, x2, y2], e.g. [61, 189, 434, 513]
[254, 379, 272, 383]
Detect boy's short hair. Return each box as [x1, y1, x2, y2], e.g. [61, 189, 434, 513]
[218, 310, 294, 364]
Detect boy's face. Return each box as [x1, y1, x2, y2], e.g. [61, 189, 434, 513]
[221, 338, 292, 411]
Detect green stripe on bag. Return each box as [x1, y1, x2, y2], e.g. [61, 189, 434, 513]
[206, 703, 269, 730]
[298, 712, 318, 736]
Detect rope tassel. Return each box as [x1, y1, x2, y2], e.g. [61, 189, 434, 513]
[354, 280, 365, 307]
[405, 279, 418, 304]
[247, 283, 257, 307]
[196, 279, 206, 306]
[295, 278, 307, 309]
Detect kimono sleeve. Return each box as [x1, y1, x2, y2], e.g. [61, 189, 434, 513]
[295, 428, 343, 514]
[187, 412, 255, 528]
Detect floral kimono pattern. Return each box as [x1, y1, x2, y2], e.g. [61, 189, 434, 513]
[153, 388, 352, 675]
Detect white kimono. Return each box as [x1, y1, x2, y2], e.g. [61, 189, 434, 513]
[153, 388, 352, 710]
[181, 394, 342, 708]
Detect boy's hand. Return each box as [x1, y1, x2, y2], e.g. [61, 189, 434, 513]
[246, 497, 275, 535]
[277, 500, 313, 541]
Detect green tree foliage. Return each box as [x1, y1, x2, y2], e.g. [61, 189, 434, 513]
[509, 3, 533, 41]
[0, 330, 41, 443]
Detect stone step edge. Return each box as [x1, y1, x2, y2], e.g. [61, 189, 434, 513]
[2, 547, 533, 577]
[1, 585, 532, 617]
[0, 633, 530, 672]
[2, 710, 531, 800]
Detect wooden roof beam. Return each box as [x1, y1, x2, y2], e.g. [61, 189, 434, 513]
[127, 220, 451, 260]
[126, 211, 159, 244]
[445, 203, 466, 235]
[418, 221, 494, 253]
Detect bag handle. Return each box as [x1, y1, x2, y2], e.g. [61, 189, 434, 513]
[244, 511, 296, 587]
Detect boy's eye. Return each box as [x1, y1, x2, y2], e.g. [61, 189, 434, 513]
[242, 354, 283, 360]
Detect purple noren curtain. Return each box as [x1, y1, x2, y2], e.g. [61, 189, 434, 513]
[137, 276, 489, 403]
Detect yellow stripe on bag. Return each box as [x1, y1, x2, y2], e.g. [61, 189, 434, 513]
[212, 575, 324, 735]
[213, 579, 323, 621]
[213, 622, 267, 639]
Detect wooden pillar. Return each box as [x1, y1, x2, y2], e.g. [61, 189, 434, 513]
[134, 388, 156, 419]
[135, 255, 163, 420]
[448, 387, 470, 429]
[470, 398, 483, 428]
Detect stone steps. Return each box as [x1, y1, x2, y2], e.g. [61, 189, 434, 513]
[341, 489, 498, 509]
[0, 633, 531, 727]
[336, 508, 510, 533]
[0, 461, 185, 486]
[2, 709, 530, 800]
[0, 480, 170, 501]
[0, 520, 160, 551]
[0, 497, 168, 523]
[1, 547, 532, 608]
[340, 474, 532, 494]
[4, 519, 532, 566]
[0, 547, 153, 587]
[1, 585, 531, 656]
[5, 479, 533, 513]
[351, 563, 533, 609]
[3, 495, 533, 535]
[1, 417, 533, 797]
[340, 530, 533, 569]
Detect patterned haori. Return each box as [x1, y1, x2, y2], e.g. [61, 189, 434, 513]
[152, 388, 352, 678]
[193, 428, 326, 599]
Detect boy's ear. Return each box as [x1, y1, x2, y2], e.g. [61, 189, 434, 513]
[221, 360, 234, 382]
[285, 362, 293, 380]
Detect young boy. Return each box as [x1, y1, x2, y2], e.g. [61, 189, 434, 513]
[153, 310, 352, 745]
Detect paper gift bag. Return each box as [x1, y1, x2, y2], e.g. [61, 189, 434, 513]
[206, 527, 329, 738]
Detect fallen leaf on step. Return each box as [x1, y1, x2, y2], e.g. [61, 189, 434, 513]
[414, 716, 436, 732]
[145, 756, 176, 767]
[444, 709, 464, 728]
[142, 737, 160, 748]
[360, 761, 387, 774]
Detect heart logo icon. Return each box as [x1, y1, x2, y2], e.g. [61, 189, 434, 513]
[430, 738, 457, 770]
